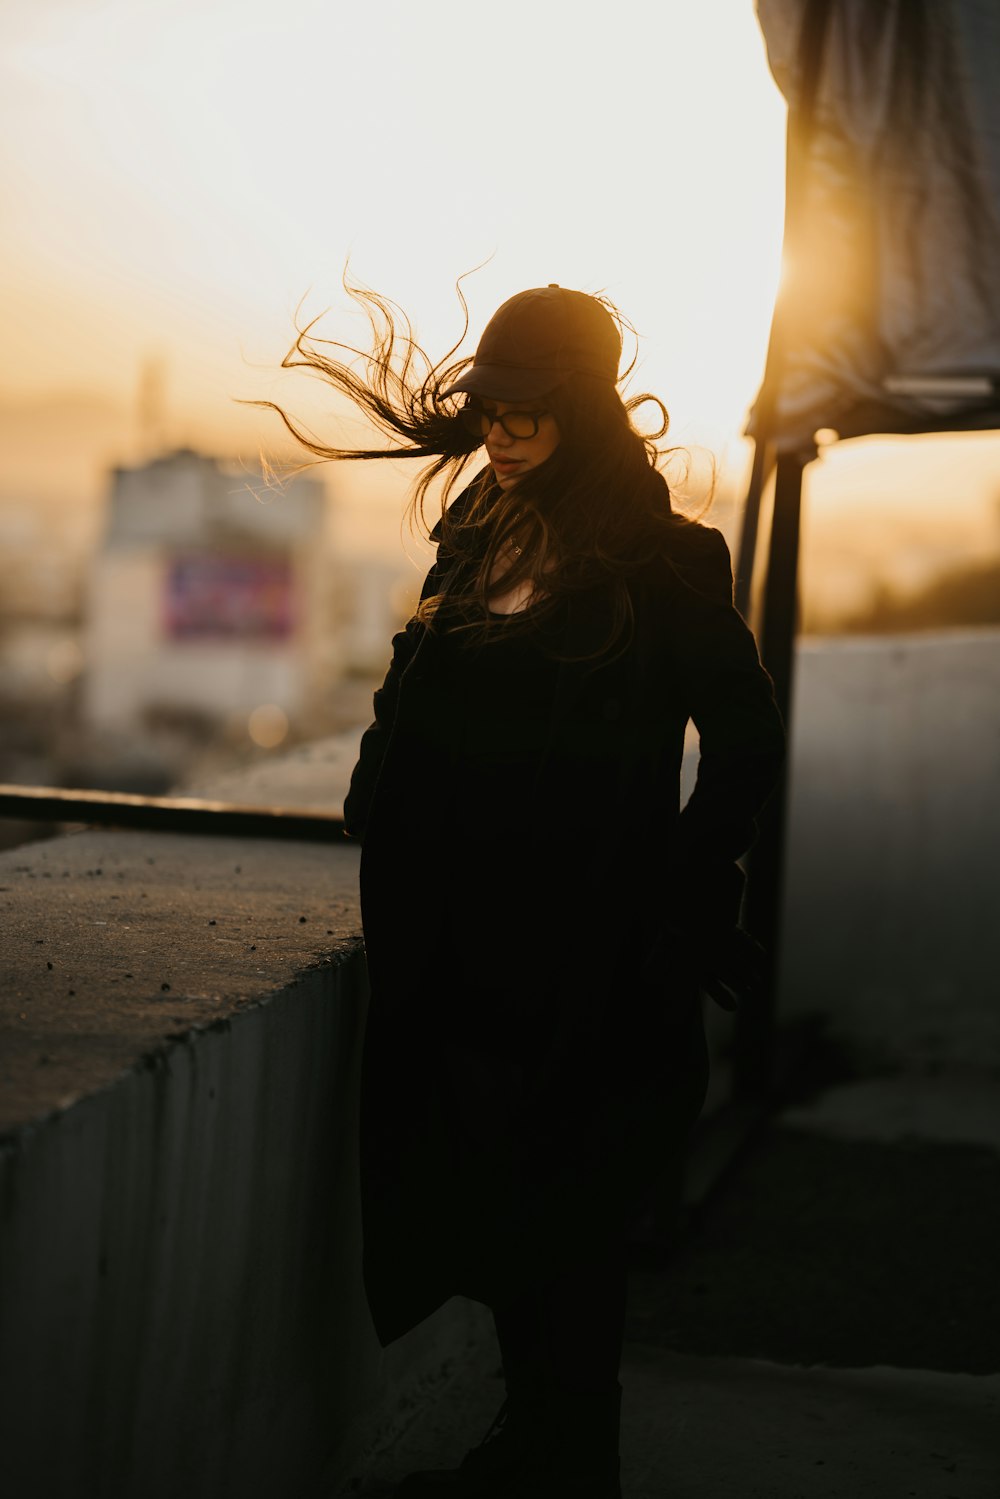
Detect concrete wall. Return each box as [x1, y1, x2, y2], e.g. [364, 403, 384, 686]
[0, 817, 490, 1499]
[779, 628, 1000, 1067]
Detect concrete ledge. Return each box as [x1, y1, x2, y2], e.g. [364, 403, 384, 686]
[0, 828, 362, 1136]
[0, 794, 490, 1498]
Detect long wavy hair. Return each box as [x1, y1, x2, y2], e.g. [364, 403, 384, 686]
[255, 276, 705, 658]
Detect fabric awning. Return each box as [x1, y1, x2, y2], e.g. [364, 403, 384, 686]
[752, 0, 1000, 449]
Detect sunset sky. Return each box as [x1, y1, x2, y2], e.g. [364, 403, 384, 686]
[2, 0, 998, 602]
[2, 1, 786, 450]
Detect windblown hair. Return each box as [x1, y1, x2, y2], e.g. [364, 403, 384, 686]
[255, 276, 704, 658]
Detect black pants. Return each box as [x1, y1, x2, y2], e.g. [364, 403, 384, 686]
[491, 1230, 628, 1398]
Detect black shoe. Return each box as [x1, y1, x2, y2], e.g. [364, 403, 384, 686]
[513, 1385, 623, 1499]
[393, 1392, 548, 1496]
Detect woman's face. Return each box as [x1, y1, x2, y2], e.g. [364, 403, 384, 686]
[479, 399, 561, 489]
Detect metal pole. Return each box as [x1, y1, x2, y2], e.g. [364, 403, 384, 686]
[758, 448, 810, 728]
[734, 446, 812, 1100]
[734, 438, 774, 620]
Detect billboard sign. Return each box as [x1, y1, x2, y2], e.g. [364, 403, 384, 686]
[164, 555, 295, 641]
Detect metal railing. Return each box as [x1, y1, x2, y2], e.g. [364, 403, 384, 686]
[0, 784, 347, 841]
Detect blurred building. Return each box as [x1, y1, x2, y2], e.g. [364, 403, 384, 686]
[338, 556, 421, 677]
[82, 450, 345, 776]
[0, 498, 87, 805]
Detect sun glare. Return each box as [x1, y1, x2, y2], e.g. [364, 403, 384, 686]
[1, 0, 788, 453]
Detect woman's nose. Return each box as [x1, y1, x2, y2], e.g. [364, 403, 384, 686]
[488, 417, 512, 444]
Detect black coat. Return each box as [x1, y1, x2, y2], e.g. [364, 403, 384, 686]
[344, 481, 785, 1346]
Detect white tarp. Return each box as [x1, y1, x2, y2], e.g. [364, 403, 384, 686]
[753, 0, 1000, 448]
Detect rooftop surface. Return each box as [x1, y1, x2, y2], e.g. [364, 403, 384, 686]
[0, 736, 362, 1139]
[353, 1065, 1000, 1496]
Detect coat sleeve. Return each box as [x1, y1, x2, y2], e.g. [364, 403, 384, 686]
[341, 616, 422, 839]
[664, 526, 786, 940]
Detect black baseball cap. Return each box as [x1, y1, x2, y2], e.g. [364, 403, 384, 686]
[443, 284, 622, 402]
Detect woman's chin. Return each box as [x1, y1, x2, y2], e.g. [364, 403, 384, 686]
[492, 469, 522, 490]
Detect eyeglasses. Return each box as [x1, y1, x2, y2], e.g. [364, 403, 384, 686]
[459, 403, 550, 440]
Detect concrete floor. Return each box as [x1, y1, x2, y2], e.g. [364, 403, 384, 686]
[345, 1341, 998, 1498]
[342, 1064, 1000, 1499]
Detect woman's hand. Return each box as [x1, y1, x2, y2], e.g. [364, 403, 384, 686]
[697, 924, 767, 1012]
[641, 919, 767, 1014]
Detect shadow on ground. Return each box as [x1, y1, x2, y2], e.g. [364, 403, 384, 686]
[626, 1126, 1000, 1374]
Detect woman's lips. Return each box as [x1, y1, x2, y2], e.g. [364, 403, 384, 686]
[492, 458, 524, 473]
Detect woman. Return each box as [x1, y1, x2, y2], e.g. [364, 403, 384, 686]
[266, 282, 785, 1498]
